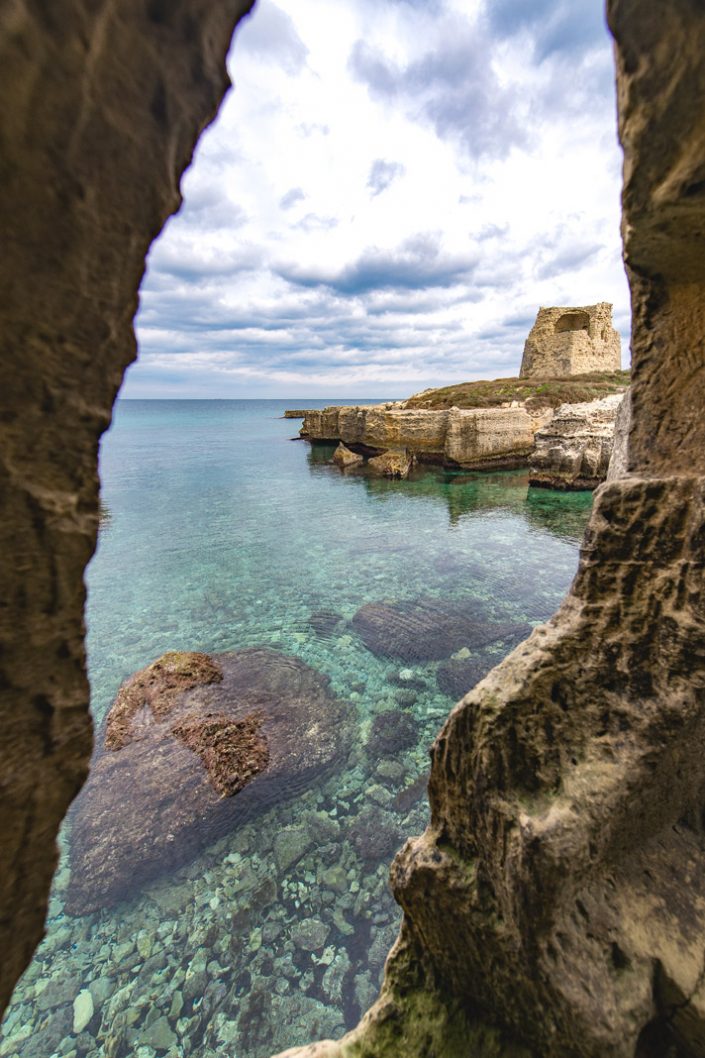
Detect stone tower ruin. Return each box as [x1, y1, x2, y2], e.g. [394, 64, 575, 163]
[519, 302, 621, 378]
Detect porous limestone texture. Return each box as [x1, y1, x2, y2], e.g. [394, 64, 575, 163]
[0, 0, 254, 1015]
[529, 393, 624, 489]
[301, 405, 551, 470]
[606, 389, 632, 482]
[272, 2, 705, 1056]
[367, 449, 415, 479]
[520, 303, 622, 378]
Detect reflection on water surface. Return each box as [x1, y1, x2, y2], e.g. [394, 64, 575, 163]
[1, 400, 593, 1058]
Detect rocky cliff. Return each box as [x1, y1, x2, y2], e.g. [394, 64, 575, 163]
[529, 393, 624, 489]
[301, 404, 552, 470]
[304, 396, 626, 487]
[0, 0, 254, 1015]
[274, 2, 705, 1056]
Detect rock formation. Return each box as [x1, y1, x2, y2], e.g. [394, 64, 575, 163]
[520, 303, 622, 378]
[529, 393, 624, 489]
[0, 0, 254, 1013]
[302, 405, 551, 470]
[66, 648, 351, 915]
[606, 389, 632, 482]
[367, 448, 415, 479]
[351, 598, 531, 663]
[271, 3, 705, 1057]
[332, 442, 364, 469]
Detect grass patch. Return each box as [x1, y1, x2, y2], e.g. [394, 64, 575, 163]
[403, 370, 630, 412]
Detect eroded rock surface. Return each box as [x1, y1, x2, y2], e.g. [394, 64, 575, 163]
[332, 443, 364, 469]
[367, 448, 415, 479]
[520, 303, 622, 378]
[606, 388, 632, 481]
[66, 648, 351, 915]
[302, 404, 551, 469]
[0, 0, 254, 1012]
[529, 393, 624, 489]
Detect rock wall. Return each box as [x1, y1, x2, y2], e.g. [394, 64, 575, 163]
[0, 0, 254, 1017]
[301, 405, 551, 469]
[529, 393, 624, 489]
[274, 2, 705, 1057]
[520, 303, 622, 378]
[606, 389, 632, 482]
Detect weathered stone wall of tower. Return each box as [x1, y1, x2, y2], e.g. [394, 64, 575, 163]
[520, 302, 622, 377]
[0, 0, 254, 1016]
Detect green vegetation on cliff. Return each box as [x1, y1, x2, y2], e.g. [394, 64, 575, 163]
[404, 370, 630, 412]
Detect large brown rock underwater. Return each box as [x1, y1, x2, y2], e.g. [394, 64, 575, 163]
[66, 649, 352, 915]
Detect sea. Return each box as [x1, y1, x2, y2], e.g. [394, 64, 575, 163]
[0, 399, 594, 1058]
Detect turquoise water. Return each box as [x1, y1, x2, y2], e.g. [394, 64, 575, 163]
[0, 400, 593, 1058]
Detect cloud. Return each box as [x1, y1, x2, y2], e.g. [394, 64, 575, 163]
[145, 241, 262, 282]
[367, 159, 405, 197]
[295, 213, 338, 232]
[279, 234, 477, 295]
[280, 187, 306, 210]
[234, 1, 308, 73]
[123, 0, 630, 399]
[485, 0, 608, 62]
[349, 20, 527, 159]
[536, 242, 602, 280]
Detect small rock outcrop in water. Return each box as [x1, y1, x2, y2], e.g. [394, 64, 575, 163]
[529, 394, 624, 489]
[66, 648, 350, 915]
[352, 597, 531, 662]
[331, 442, 363, 469]
[367, 448, 414, 479]
[520, 303, 621, 378]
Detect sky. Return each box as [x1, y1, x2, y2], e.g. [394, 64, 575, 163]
[122, 0, 630, 400]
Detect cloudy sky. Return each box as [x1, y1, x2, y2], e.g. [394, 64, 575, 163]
[122, 0, 630, 400]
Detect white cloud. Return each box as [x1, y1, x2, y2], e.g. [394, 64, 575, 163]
[124, 0, 630, 399]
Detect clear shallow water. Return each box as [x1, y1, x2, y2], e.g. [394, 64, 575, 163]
[1, 400, 593, 1058]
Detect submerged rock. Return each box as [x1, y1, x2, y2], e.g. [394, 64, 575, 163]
[331, 442, 363, 469]
[352, 597, 531, 662]
[72, 989, 94, 1034]
[66, 648, 351, 914]
[436, 655, 498, 700]
[367, 711, 417, 756]
[308, 609, 344, 636]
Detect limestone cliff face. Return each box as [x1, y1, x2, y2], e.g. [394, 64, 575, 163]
[0, 0, 254, 1015]
[275, 2, 705, 1057]
[606, 389, 632, 482]
[301, 405, 551, 469]
[529, 393, 624, 489]
[520, 303, 622, 378]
